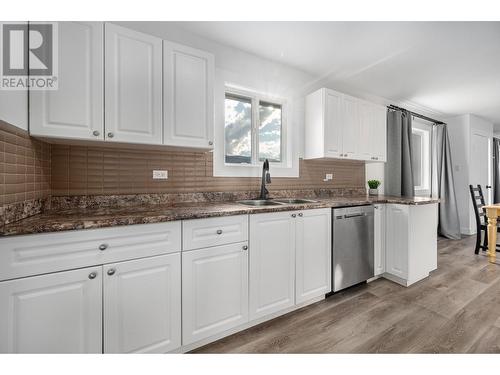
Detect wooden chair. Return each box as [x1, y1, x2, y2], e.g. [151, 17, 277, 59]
[469, 184, 500, 254]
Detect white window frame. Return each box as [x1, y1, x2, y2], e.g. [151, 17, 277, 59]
[412, 119, 432, 197]
[213, 84, 298, 177]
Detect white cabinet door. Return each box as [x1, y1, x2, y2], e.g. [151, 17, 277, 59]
[295, 208, 331, 304]
[103, 253, 181, 353]
[374, 204, 386, 276]
[372, 104, 387, 161]
[342, 95, 360, 159]
[182, 243, 249, 345]
[163, 41, 214, 149]
[358, 100, 373, 161]
[324, 90, 343, 158]
[249, 211, 295, 320]
[385, 204, 409, 279]
[105, 23, 162, 145]
[30, 22, 104, 140]
[0, 267, 102, 353]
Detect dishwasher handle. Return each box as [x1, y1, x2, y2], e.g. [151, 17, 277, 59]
[344, 212, 367, 219]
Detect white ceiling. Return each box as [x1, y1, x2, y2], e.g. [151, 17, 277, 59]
[172, 21, 500, 125]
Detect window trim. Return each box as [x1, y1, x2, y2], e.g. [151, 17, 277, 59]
[412, 120, 432, 197]
[213, 84, 298, 178]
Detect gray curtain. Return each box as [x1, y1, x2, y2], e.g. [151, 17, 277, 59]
[431, 124, 461, 239]
[385, 109, 415, 197]
[493, 138, 500, 203]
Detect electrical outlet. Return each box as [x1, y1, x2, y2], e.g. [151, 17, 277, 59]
[152, 170, 168, 180]
[323, 173, 333, 182]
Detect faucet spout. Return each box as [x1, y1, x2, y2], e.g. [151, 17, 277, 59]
[260, 159, 271, 200]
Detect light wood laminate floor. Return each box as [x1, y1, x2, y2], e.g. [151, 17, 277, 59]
[192, 236, 500, 353]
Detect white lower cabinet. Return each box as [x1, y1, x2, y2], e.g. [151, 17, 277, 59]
[182, 242, 249, 345]
[0, 266, 102, 353]
[104, 253, 181, 353]
[384, 203, 438, 286]
[249, 211, 296, 320]
[374, 204, 386, 276]
[295, 208, 332, 304]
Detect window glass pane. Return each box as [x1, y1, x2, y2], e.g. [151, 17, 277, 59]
[412, 132, 422, 187]
[225, 95, 252, 164]
[259, 101, 282, 162]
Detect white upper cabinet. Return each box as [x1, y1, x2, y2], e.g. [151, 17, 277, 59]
[105, 23, 163, 145]
[163, 41, 214, 149]
[0, 266, 102, 353]
[305, 88, 387, 162]
[30, 22, 104, 140]
[295, 208, 331, 304]
[103, 253, 181, 353]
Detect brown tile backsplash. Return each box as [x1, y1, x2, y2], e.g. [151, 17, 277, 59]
[50, 144, 365, 196]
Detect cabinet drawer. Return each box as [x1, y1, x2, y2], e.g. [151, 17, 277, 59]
[182, 215, 248, 251]
[0, 222, 181, 282]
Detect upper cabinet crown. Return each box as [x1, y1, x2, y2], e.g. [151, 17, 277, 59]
[304, 88, 387, 162]
[29, 22, 215, 150]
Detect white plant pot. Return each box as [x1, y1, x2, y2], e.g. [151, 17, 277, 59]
[369, 188, 379, 196]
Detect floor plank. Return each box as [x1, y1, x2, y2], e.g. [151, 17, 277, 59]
[192, 235, 500, 354]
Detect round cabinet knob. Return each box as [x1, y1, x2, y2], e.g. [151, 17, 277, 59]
[107, 132, 114, 138]
[107, 268, 116, 276]
[242, 245, 248, 251]
[98, 243, 108, 251]
[216, 229, 223, 235]
[298, 213, 303, 217]
[88, 272, 97, 280]
[208, 141, 213, 146]
[291, 214, 297, 218]
[92, 130, 100, 136]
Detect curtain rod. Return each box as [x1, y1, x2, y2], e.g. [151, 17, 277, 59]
[387, 104, 445, 125]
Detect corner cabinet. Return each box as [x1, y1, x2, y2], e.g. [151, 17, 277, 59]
[305, 88, 386, 162]
[163, 41, 214, 149]
[29, 22, 104, 141]
[104, 23, 163, 145]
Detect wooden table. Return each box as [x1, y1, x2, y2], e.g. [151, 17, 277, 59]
[484, 204, 500, 263]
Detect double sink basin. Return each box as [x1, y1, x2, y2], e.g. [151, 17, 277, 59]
[237, 198, 318, 207]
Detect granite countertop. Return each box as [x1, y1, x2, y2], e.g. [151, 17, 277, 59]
[0, 195, 438, 237]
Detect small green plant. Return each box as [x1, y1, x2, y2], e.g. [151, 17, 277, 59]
[367, 180, 381, 189]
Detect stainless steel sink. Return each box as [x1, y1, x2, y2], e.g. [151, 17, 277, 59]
[237, 200, 285, 207]
[273, 198, 319, 204]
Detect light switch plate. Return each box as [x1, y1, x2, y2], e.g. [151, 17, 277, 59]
[152, 170, 168, 180]
[323, 173, 333, 182]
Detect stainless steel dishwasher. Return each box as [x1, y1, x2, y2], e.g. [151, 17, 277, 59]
[332, 205, 374, 292]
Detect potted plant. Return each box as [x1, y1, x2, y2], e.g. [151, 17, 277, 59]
[367, 180, 381, 196]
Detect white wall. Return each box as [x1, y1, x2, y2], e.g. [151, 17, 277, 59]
[447, 113, 494, 235]
[0, 89, 28, 130]
[365, 162, 385, 194]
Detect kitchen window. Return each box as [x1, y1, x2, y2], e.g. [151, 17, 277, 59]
[214, 85, 297, 177]
[411, 119, 432, 196]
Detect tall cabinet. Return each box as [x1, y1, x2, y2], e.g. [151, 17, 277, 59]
[29, 22, 104, 140]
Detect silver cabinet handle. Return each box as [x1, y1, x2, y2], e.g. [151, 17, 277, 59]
[298, 213, 303, 217]
[291, 214, 296, 218]
[208, 141, 213, 146]
[242, 245, 248, 251]
[92, 130, 100, 136]
[99, 243, 108, 251]
[107, 132, 114, 138]
[216, 229, 223, 235]
[107, 268, 116, 276]
[88, 272, 97, 280]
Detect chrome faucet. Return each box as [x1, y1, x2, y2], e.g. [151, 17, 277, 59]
[259, 159, 271, 200]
